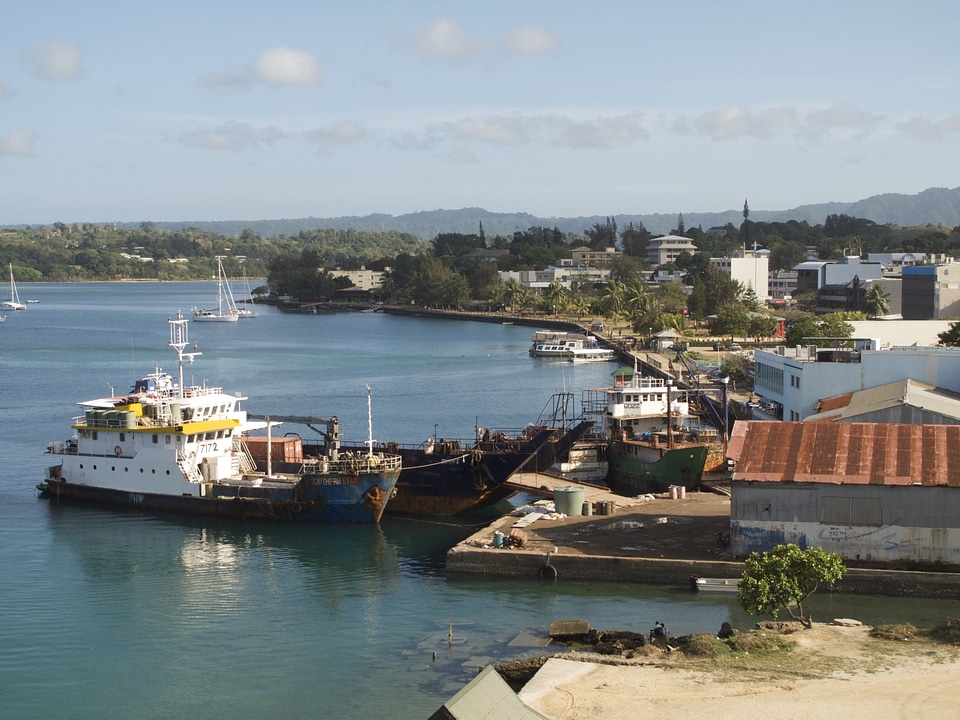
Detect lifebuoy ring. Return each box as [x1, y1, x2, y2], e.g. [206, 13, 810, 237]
[538, 563, 558, 579]
[114, 445, 122, 457]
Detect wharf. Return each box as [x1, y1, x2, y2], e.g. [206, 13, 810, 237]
[446, 485, 960, 598]
[504, 472, 631, 508]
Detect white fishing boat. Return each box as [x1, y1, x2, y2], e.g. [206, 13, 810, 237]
[39, 312, 403, 523]
[2, 263, 26, 311]
[690, 575, 740, 592]
[193, 256, 240, 322]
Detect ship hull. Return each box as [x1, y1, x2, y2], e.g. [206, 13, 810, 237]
[333, 420, 594, 517]
[38, 466, 400, 523]
[605, 441, 709, 497]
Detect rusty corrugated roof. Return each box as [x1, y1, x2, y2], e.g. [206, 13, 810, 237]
[728, 421, 960, 487]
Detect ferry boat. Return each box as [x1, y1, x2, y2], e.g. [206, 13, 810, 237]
[529, 331, 609, 359]
[582, 365, 717, 496]
[38, 313, 402, 523]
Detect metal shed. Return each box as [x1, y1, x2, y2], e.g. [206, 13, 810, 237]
[727, 421, 960, 565]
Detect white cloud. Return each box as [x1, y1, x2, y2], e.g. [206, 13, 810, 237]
[897, 113, 960, 141]
[413, 19, 560, 61]
[501, 26, 560, 56]
[22, 40, 84, 81]
[413, 18, 485, 59]
[179, 121, 286, 152]
[306, 120, 368, 147]
[548, 112, 648, 149]
[254, 46, 324, 86]
[800, 103, 882, 141]
[690, 105, 797, 141]
[0, 130, 34, 156]
[434, 115, 530, 146]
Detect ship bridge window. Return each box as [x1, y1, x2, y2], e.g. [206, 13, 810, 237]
[165, 436, 172, 445]
[119, 432, 126, 442]
[92, 431, 98, 440]
[152, 434, 159, 444]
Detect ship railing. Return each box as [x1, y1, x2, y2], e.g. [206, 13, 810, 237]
[175, 451, 204, 483]
[323, 452, 402, 474]
[233, 441, 258, 474]
[46, 440, 79, 455]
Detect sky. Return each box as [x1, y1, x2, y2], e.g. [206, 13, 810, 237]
[2, 1, 959, 226]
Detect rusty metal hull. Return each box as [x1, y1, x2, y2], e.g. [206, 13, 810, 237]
[331, 420, 594, 517]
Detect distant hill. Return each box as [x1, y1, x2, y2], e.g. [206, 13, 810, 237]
[119, 186, 960, 239]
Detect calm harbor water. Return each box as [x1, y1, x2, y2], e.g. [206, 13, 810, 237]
[1, 282, 955, 719]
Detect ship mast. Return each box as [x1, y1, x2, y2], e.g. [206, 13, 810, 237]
[168, 311, 201, 398]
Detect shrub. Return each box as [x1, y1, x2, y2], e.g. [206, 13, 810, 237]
[870, 623, 920, 641]
[930, 617, 960, 645]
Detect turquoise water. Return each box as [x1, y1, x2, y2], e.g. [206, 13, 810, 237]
[1, 283, 955, 719]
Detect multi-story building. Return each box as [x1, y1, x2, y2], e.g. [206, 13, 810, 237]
[901, 263, 960, 319]
[710, 247, 770, 302]
[753, 333, 960, 421]
[767, 270, 797, 304]
[325, 267, 386, 292]
[570, 246, 621, 267]
[646, 235, 698, 266]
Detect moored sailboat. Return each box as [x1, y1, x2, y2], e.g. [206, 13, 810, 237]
[193, 256, 240, 322]
[2, 263, 26, 311]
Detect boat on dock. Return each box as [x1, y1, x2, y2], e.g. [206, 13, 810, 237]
[330, 394, 594, 517]
[583, 365, 719, 497]
[38, 313, 402, 523]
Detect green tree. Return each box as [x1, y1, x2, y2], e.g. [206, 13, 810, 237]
[738, 544, 846, 628]
[600, 279, 626, 322]
[863, 282, 890, 319]
[710, 302, 750, 339]
[543, 280, 569, 316]
[584, 217, 617, 250]
[748, 314, 780, 342]
[785, 313, 854, 347]
[937, 321, 960, 347]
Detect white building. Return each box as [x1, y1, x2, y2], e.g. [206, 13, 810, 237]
[325, 267, 386, 291]
[646, 235, 698, 266]
[753, 332, 960, 421]
[710, 247, 770, 301]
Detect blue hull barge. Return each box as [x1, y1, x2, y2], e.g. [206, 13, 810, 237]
[38, 313, 401, 523]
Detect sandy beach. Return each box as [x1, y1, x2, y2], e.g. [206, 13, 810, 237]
[518, 623, 960, 719]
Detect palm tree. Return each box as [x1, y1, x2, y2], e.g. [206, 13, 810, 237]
[544, 280, 569, 317]
[568, 295, 590, 319]
[864, 282, 890, 319]
[600, 279, 626, 321]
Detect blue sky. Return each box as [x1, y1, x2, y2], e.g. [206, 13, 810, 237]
[2, 1, 958, 225]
